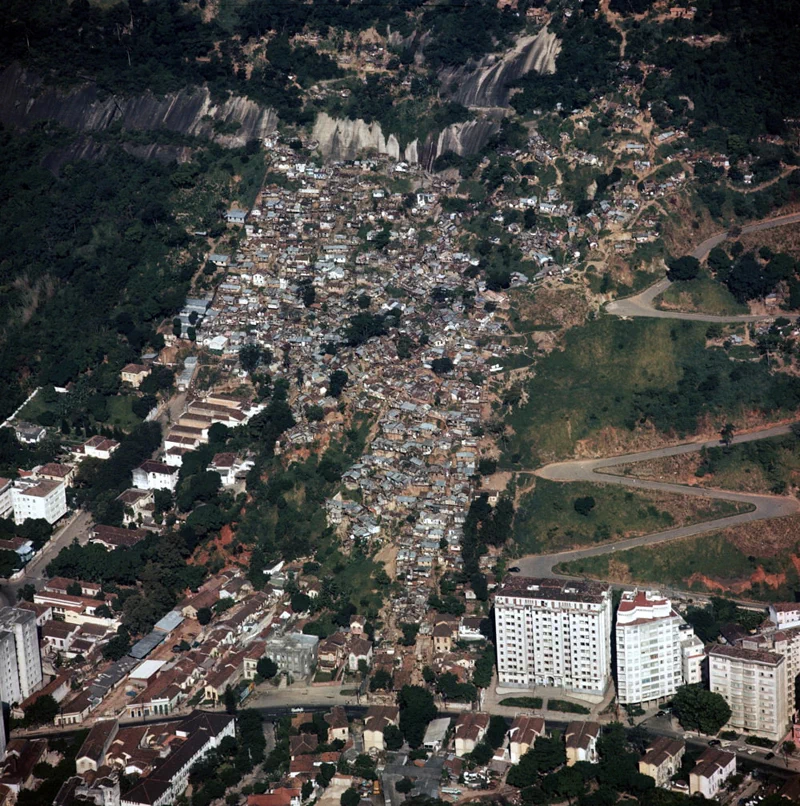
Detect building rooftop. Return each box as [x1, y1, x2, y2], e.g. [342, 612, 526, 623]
[708, 644, 784, 666]
[497, 577, 610, 604]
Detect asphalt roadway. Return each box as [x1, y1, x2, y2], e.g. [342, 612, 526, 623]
[607, 211, 800, 322]
[517, 421, 800, 578]
[518, 211, 800, 581]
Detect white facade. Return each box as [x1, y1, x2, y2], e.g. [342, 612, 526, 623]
[708, 645, 787, 741]
[690, 749, 736, 799]
[0, 607, 43, 705]
[0, 479, 13, 521]
[616, 590, 685, 705]
[12, 479, 67, 525]
[680, 625, 705, 686]
[494, 578, 612, 696]
[131, 461, 178, 492]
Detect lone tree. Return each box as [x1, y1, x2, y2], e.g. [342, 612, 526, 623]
[398, 685, 436, 747]
[672, 684, 731, 735]
[395, 778, 414, 794]
[329, 370, 349, 398]
[341, 788, 360, 806]
[239, 343, 263, 374]
[573, 496, 596, 516]
[720, 422, 736, 447]
[257, 657, 278, 680]
[666, 255, 701, 282]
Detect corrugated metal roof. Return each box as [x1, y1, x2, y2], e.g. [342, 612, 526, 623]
[129, 631, 165, 659]
[154, 610, 185, 633]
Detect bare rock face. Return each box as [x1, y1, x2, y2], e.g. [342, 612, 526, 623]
[0, 64, 277, 147]
[313, 112, 499, 167]
[417, 119, 501, 168]
[312, 112, 417, 162]
[438, 27, 560, 109]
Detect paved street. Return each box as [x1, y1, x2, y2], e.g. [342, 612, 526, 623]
[0, 509, 93, 605]
[516, 421, 800, 579]
[607, 211, 800, 322]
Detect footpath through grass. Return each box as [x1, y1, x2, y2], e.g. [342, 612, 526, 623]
[513, 478, 750, 554]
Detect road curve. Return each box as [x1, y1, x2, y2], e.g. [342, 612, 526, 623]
[516, 422, 800, 578]
[606, 211, 800, 323]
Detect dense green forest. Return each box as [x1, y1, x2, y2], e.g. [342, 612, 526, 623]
[0, 124, 264, 421]
[626, 0, 800, 138]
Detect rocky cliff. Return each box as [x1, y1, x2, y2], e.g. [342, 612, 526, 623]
[312, 112, 499, 167]
[0, 64, 277, 148]
[312, 113, 418, 162]
[438, 27, 560, 109]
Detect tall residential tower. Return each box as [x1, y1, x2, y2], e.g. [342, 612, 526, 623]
[494, 577, 612, 696]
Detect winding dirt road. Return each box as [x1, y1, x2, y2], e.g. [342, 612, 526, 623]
[517, 212, 800, 580]
[606, 211, 800, 323]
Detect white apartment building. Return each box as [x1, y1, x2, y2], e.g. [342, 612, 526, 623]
[0, 478, 13, 521]
[494, 578, 612, 696]
[616, 589, 694, 705]
[680, 623, 705, 686]
[740, 622, 800, 719]
[11, 478, 67, 525]
[0, 607, 43, 706]
[708, 644, 787, 741]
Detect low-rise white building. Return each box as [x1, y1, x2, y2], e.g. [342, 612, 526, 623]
[132, 461, 179, 492]
[12, 478, 67, 525]
[689, 748, 736, 799]
[565, 721, 600, 767]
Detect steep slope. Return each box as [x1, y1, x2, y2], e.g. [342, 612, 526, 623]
[0, 65, 277, 147]
[438, 27, 560, 109]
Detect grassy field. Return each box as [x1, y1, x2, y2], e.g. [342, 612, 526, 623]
[512, 478, 750, 553]
[504, 316, 783, 465]
[556, 529, 800, 602]
[106, 396, 141, 430]
[18, 391, 141, 432]
[656, 272, 748, 316]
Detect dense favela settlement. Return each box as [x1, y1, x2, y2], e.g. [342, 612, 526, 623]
[3, 0, 800, 801]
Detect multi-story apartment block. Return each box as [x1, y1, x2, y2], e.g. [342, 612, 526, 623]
[616, 590, 683, 705]
[616, 590, 701, 705]
[11, 478, 67, 525]
[494, 578, 612, 696]
[680, 623, 705, 686]
[707, 645, 787, 741]
[0, 607, 43, 706]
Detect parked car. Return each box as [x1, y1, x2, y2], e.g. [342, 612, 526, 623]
[708, 739, 721, 747]
[508, 566, 521, 573]
[764, 752, 775, 760]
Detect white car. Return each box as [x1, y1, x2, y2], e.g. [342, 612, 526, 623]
[291, 707, 305, 713]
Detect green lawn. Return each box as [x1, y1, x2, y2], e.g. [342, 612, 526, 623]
[503, 316, 791, 466]
[557, 531, 800, 602]
[106, 396, 142, 430]
[656, 272, 748, 316]
[547, 699, 590, 714]
[500, 696, 543, 708]
[513, 478, 750, 554]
